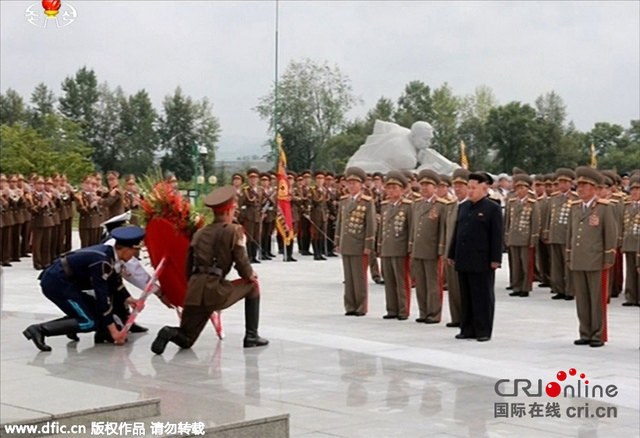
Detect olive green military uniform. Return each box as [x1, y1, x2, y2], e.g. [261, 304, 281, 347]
[621, 186, 640, 305]
[379, 189, 413, 319]
[567, 171, 618, 345]
[239, 184, 264, 262]
[76, 192, 103, 248]
[544, 179, 579, 298]
[335, 188, 376, 315]
[410, 195, 448, 322]
[504, 176, 540, 295]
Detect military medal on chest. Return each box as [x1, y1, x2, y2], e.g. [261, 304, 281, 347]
[394, 210, 406, 237]
[588, 211, 600, 227]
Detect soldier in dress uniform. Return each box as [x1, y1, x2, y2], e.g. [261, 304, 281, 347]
[239, 168, 264, 264]
[444, 168, 470, 328]
[0, 174, 13, 266]
[45, 177, 62, 261]
[437, 175, 455, 202]
[379, 170, 413, 320]
[102, 170, 125, 220]
[310, 170, 329, 260]
[30, 176, 55, 269]
[123, 175, 143, 226]
[602, 170, 626, 298]
[260, 172, 277, 260]
[325, 171, 339, 257]
[76, 175, 103, 248]
[598, 173, 624, 300]
[368, 172, 385, 284]
[621, 175, 640, 306]
[297, 170, 313, 255]
[58, 174, 74, 252]
[151, 186, 268, 354]
[504, 174, 540, 297]
[16, 174, 33, 257]
[543, 168, 579, 301]
[410, 169, 448, 323]
[7, 175, 23, 263]
[232, 172, 245, 224]
[567, 167, 618, 348]
[335, 167, 376, 316]
[533, 174, 551, 288]
[23, 226, 144, 351]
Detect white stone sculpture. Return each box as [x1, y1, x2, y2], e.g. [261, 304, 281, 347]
[346, 120, 459, 175]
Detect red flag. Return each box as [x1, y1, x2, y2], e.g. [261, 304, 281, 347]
[275, 134, 295, 245]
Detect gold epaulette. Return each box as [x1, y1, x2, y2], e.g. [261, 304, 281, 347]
[570, 200, 582, 206]
[412, 192, 421, 199]
[527, 197, 537, 203]
[361, 194, 372, 202]
[381, 200, 390, 205]
[612, 192, 625, 199]
[537, 195, 546, 201]
[340, 194, 349, 200]
[550, 191, 561, 197]
[624, 200, 633, 205]
[436, 197, 451, 204]
[597, 199, 610, 205]
[508, 197, 517, 203]
[570, 191, 579, 197]
[402, 198, 413, 205]
[608, 198, 619, 204]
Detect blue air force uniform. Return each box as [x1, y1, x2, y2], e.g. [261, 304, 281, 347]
[23, 226, 144, 351]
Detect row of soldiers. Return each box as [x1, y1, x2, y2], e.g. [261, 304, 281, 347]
[0, 171, 144, 270]
[502, 167, 640, 309]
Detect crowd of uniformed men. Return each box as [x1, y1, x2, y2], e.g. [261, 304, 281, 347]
[4, 164, 640, 349]
[0, 170, 144, 269]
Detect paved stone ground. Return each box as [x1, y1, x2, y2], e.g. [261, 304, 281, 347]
[1, 232, 638, 437]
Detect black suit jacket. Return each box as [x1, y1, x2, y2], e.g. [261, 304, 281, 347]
[448, 197, 503, 273]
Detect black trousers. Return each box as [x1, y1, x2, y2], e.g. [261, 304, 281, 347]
[457, 270, 495, 339]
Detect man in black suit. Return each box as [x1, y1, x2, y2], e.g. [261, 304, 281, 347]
[447, 172, 503, 342]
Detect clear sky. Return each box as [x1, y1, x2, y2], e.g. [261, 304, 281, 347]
[2, 1, 638, 160]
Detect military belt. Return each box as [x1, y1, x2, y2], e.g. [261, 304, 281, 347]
[193, 265, 224, 277]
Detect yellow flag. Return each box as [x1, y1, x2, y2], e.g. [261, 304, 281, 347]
[460, 141, 469, 170]
[590, 143, 597, 169]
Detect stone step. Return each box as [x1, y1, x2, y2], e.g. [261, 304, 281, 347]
[1, 398, 160, 438]
[36, 413, 290, 438]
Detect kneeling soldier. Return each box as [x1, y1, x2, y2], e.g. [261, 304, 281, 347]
[23, 227, 144, 351]
[151, 186, 268, 354]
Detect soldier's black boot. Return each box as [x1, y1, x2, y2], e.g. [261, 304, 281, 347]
[243, 297, 269, 348]
[285, 243, 297, 262]
[249, 241, 261, 264]
[24, 318, 80, 352]
[313, 240, 326, 260]
[151, 326, 180, 354]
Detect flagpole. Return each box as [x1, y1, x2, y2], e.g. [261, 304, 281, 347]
[275, 0, 285, 261]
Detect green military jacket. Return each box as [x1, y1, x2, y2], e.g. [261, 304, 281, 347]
[184, 221, 254, 308]
[378, 198, 412, 257]
[566, 198, 618, 271]
[334, 193, 376, 256]
[409, 196, 448, 260]
[504, 196, 540, 247]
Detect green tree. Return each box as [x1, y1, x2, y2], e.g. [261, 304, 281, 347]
[457, 86, 498, 171]
[159, 87, 220, 181]
[256, 58, 359, 171]
[29, 83, 56, 130]
[319, 119, 369, 173]
[430, 83, 459, 159]
[393, 80, 433, 129]
[0, 120, 93, 183]
[118, 90, 159, 176]
[594, 120, 640, 171]
[58, 66, 99, 128]
[0, 88, 28, 126]
[486, 102, 539, 173]
[92, 83, 125, 172]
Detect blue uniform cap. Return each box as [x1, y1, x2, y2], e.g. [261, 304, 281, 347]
[111, 226, 145, 248]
